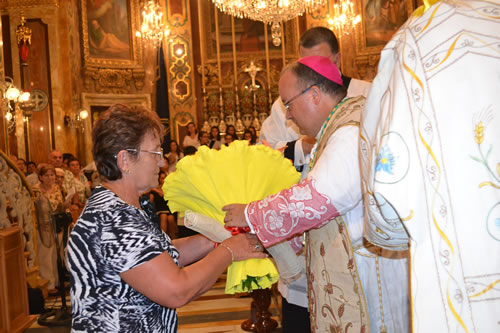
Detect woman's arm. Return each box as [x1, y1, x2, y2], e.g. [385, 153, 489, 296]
[172, 234, 213, 267]
[120, 233, 266, 309]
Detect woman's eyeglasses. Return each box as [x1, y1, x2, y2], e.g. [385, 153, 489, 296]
[125, 148, 164, 160]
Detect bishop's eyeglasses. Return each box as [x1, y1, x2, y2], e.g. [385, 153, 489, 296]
[282, 83, 318, 111]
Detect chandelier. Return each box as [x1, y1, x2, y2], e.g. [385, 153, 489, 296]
[328, 0, 361, 34]
[136, 0, 170, 47]
[212, 0, 326, 46]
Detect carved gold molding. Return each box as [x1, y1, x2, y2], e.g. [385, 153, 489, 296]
[84, 67, 145, 94]
[2, 0, 59, 8]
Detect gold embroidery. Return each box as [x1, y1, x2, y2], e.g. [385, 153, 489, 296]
[470, 279, 500, 298]
[447, 290, 470, 333]
[479, 181, 500, 189]
[415, 2, 442, 33]
[401, 210, 414, 221]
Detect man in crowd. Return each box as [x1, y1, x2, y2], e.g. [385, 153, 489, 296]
[17, 158, 28, 175]
[198, 131, 210, 147]
[258, 26, 373, 332]
[26, 161, 40, 187]
[224, 56, 408, 332]
[48, 150, 74, 194]
[360, 1, 500, 332]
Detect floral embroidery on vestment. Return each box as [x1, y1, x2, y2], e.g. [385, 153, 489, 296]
[247, 178, 339, 246]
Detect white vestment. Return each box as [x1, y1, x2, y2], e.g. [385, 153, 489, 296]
[360, 1, 500, 332]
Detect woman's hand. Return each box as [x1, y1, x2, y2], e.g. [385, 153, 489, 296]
[221, 233, 267, 262]
[222, 204, 248, 228]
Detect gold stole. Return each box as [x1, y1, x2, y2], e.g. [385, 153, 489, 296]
[306, 96, 370, 332]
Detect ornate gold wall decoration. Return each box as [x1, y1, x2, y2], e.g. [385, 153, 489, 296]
[87, 68, 133, 94]
[4, 0, 59, 7]
[164, 0, 197, 142]
[83, 67, 146, 94]
[168, 35, 192, 102]
[132, 70, 146, 90]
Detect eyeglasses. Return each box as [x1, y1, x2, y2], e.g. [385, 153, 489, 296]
[282, 83, 318, 111]
[125, 148, 164, 160]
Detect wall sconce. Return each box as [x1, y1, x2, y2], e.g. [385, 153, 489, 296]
[64, 109, 89, 131]
[1, 76, 32, 133]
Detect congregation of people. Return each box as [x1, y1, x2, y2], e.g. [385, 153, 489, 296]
[11, 1, 498, 331]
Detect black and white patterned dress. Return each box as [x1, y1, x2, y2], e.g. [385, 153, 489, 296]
[67, 186, 179, 332]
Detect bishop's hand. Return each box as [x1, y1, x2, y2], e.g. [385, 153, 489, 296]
[222, 203, 248, 228]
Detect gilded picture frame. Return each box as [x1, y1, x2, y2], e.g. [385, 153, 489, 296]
[355, 0, 415, 57]
[81, 0, 142, 68]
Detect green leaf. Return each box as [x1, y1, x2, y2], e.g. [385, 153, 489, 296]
[486, 145, 492, 160]
[469, 155, 482, 163]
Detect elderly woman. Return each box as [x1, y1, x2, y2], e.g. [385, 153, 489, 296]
[33, 164, 64, 294]
[67, 104, 266, 332]
[67, 157, 91, 209]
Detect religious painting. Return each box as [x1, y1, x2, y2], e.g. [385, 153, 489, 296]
[81, 0, 142, 68]
[355, 0, 415, 56]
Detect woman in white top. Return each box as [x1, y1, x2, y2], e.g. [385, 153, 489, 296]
[166, 140, 184, 173]
[208, 126, 222, 150]
[182, 122, 200, 148]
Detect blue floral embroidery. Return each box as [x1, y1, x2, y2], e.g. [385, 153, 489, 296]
[376, 145, 396, 175]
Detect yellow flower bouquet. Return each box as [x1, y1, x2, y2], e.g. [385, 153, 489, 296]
[163, 140, 301, 294]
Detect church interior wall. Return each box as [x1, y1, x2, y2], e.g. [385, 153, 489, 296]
[0, 0, 421, 167]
